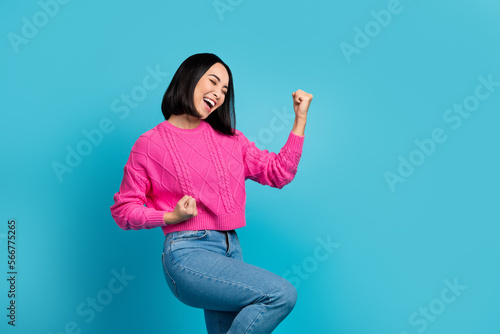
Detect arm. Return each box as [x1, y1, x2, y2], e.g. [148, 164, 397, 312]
[110, 135, 198, 230]
[110, 163, 167, 230]
[242, 130, 305, 189]
[242, 89, 313, 188]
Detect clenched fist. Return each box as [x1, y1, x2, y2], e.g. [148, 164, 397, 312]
[292, 89, 313, 119]
[164, 195, 198, 224]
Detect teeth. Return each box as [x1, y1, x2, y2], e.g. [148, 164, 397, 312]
[204, 98, 215, 108]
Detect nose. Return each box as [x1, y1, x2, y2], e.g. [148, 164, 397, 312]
[213, 91, 222, 101]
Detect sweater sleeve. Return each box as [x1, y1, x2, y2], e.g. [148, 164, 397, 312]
[110, 135, 167, 231]
[241, 130, 305, 189]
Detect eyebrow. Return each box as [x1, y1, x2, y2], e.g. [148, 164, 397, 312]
[208, 74, 228, 90]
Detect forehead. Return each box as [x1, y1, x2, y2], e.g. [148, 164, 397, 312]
[206, 63, 229, 82]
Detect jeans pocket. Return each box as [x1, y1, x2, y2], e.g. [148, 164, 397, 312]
[170, 229, 208, 244]
[169, 230, 211, 266]
[161, 252, 179, 299]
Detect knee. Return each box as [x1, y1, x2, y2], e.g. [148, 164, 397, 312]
[272, 279, 297, 314]
[285, 280, 298, 312]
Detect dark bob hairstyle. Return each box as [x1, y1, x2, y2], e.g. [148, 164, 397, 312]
[161, 53, 236, 136]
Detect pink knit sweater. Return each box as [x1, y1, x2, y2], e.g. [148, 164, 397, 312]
[110, 119, 304, 235]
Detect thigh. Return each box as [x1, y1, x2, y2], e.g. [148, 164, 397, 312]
[162, 230, 289, 312]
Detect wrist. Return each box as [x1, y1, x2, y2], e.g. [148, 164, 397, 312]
[292, 116, 307, 136]
[163, 211, 178, 225]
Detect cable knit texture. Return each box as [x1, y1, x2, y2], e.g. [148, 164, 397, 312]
[110, 119, 305, 235]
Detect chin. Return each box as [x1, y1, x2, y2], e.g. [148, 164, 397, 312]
[192, 109, 203, 118]
[199, 110, 214, 120]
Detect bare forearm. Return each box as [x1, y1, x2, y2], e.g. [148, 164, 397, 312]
[163, 211, 181, 225]
[292, 116, 307, 136]
[163, 195, 198, 224]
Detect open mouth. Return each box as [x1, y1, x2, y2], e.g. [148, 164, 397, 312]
[203, 97, 216, 111]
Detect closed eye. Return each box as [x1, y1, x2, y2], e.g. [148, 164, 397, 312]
[210, 79, 227, 95]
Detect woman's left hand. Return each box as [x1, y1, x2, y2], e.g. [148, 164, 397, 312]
[292, 89, 313, 119]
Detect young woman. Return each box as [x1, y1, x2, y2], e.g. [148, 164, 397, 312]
[110, 53, 313, 333]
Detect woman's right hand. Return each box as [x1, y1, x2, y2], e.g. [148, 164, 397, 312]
[164, 195, 198, 224]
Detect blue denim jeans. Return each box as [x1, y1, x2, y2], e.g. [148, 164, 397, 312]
[161, 229, 297, 333]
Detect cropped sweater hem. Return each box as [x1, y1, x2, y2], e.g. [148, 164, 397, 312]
[161, 211, 246, 235]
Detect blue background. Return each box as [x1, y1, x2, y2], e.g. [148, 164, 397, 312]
[2, 0, 499, 333]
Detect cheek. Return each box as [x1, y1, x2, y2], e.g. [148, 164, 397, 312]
[219, 96, 226, 106]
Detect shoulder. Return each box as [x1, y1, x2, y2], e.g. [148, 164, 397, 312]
[131, 122, 166, 152]
[205, 127, 252, 154]
[218, 128, 253, 149]
[231, 128, 250, 143]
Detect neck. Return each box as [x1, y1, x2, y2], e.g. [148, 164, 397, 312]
[167, 114, 202, 129]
